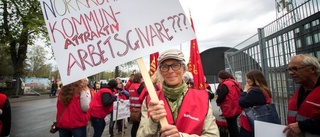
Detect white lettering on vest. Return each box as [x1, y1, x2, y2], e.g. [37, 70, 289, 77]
[183, 114, 199, 121]
[306, 100, 320, 107]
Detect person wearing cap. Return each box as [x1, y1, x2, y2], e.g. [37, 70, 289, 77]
[89, 79, 119, 137]
[137, 49, 219, 137]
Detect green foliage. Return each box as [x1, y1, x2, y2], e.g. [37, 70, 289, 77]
[0, 44, 14, 76]
[0, 0, 49, 77]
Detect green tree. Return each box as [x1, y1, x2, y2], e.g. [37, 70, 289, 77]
[0, 0, 48, 79]
[25, 45, 48, 77]
[0, 0, 48, 95]
[0, 43, 13, 77]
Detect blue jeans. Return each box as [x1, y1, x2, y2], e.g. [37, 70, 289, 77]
[109, 113, 123, 136]
[58, 126, 86, 137]
[91, 117, 106, 137]
[240, 127, 254, 137]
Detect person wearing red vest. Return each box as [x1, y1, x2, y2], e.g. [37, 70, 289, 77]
[56, 79, 90, 137]
[137, 49, 219, 137]
[238, 69, 272, 137]
[128, 72, 144, 137]
[138, 74, 162, 104]
[0, 92, 11, 136]
[109, 81, 128, 137]
[283, 54, 320, 137]
[216, 70, 242, 137]
[89, 79, 118, 137]
[125, 74, 134, 91]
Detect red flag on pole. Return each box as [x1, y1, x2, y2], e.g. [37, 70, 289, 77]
[188, 14, 205, 90]
[150, 52, 159, 76]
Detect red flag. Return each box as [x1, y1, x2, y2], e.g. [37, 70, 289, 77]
[150, 52, 159, 76]
[188, 15, 205, 90]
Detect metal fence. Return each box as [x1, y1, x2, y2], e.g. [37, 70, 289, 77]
[224, 0, 320, 125]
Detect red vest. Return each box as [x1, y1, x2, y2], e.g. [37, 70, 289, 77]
[287, 86, 320, 124]
[239, 87, 271, 132]
[129, 83, 141, 109]
[147, 89, 208, 135]
[125, 80, 132, 91]
[89, 88, 114, 119]
[220, 79, 242, 118]
[57, 91, 90, 129]
[139, 83, 161, 103]
[0, 93, 7, 134]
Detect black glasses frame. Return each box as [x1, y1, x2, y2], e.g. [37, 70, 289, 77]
[159, 63, 182, 72]
[286, 65, 311, 72]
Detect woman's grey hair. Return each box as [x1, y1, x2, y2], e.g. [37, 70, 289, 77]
[183, 71, 193, 83]
[293, 54, 320, 73]
[156, 60, 187, 83]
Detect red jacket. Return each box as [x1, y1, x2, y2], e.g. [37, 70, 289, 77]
[56, 91, 90, 129]
[125, 80, 132, 91]
[0, 93, 6, 134]
[89, 88, 114, 119]
[128, 83, 141, 109]
[219, 79, 242, 118]
[147, 89, 208, 136]
[287, 86, 320, 124]
[139, 83, 161, 103]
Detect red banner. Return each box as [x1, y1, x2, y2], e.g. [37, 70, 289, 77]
[150, 52, 159, 76]
[188, 16, 205, 90]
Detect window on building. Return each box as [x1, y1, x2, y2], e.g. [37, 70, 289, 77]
[306, 35, 312, 45]
[312, 19, 319, 26]
[314, 33, 320, 43]
[304, 23, 310, 30]
[316, 51, 320, 61]
[296, 39, 301, 48]
[294, 28, 300, 33]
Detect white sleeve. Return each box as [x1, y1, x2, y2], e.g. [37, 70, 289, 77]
[80, 90, 89, 112]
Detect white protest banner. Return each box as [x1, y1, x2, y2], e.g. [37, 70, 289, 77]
[255, 121, 286, 137]
[113, 100, 130, 121]
[39, 0, 196, 85]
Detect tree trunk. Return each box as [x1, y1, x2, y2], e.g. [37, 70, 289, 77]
[115, 66, 120, 78]
[9, 26, 29, 96]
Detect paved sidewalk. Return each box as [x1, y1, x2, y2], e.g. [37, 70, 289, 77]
[9, 94, 53, 103]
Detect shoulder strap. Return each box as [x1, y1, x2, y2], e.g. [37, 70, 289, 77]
[56, 106, 67, 123]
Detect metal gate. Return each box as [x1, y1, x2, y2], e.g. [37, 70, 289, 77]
[224, 0, 320, 124]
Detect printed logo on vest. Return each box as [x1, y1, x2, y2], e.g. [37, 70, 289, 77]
[306, 100, 320, 107]
[183, 114, 199, 121]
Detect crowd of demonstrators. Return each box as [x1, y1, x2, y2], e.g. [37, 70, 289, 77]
[49, 52, 320, 137]
[128, 72, 144, 137]
[0, 92, 11, 136]
[56, 79, 90, 137]
[89, 79, 118, 137]
[216, 70, 242, 137]
[238, 69, 273, 137]
[283, 54, 320, 137]
[137, 49, 219, 136]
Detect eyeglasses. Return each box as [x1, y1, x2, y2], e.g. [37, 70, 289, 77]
[159, 63, 182, 72]
[286, 65, 311, 72]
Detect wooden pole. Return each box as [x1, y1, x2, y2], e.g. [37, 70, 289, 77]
[136, 58, 168, 126]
